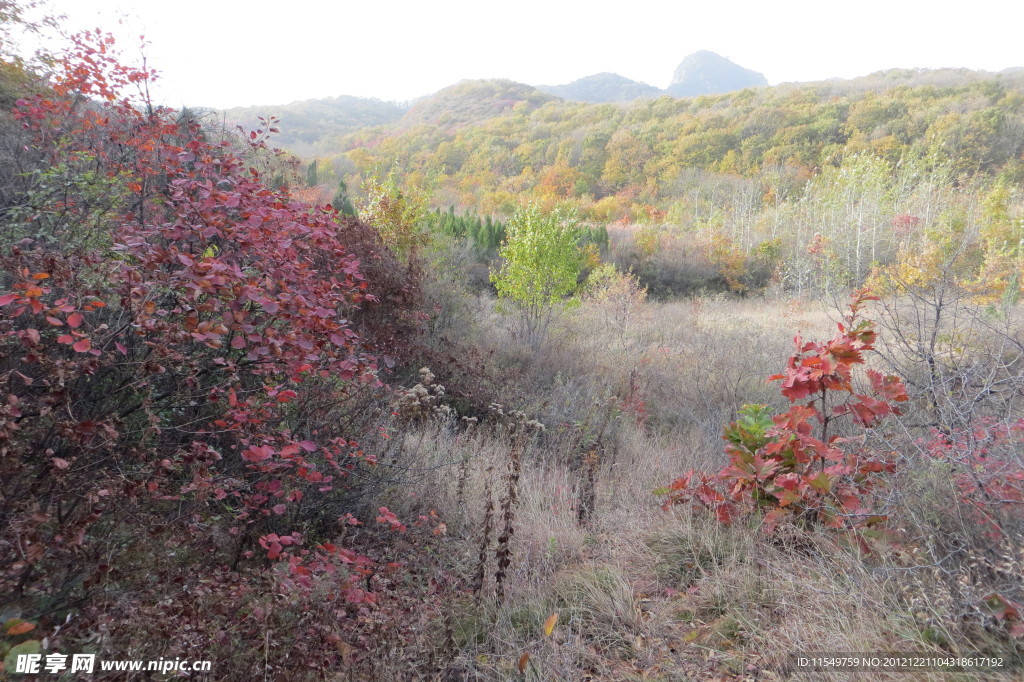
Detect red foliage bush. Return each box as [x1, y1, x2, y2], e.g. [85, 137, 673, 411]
[0, 31, 409, 636]
[661, 289, 909, 532]
[922, 418, 1024, 538]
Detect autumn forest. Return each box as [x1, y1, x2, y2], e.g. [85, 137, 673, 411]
[1, 4, 1024, 680]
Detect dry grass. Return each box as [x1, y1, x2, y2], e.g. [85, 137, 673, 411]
[353, 295, 1024, 680]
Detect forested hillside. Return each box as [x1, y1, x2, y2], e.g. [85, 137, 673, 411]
[2, 5, 1024, 681]
[326, 69, 1024, 205]
[300, 68, 1024, 299]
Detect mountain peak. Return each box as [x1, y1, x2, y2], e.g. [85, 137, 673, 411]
[667, 50, 767, 97]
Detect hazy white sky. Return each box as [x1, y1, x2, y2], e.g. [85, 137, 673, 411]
[25, 0, 1024, 108]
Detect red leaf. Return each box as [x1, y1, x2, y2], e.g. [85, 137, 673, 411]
[867, 369, 908, 403]
[242, 445, 274, 462]
[72, 338, 92, 352]
[67, 312, 84, 328]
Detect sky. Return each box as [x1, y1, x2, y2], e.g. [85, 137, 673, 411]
[20, 0, 1024, 109]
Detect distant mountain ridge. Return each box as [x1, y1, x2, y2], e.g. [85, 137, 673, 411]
[215, 51, 766, 152]
[214, 53, 1024, 155]
[540, 51, 767, 103]
[538, 72, 661, 103]
[219, 95, 405, 154]
[213, 52, 769, 152]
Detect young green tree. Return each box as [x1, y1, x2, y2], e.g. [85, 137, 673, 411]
[490, 203, 584, 348]
[332, 179, 357, 217]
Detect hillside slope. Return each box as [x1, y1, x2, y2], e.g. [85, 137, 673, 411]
[539, 72, 662, 103]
